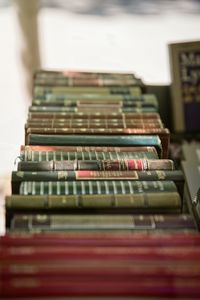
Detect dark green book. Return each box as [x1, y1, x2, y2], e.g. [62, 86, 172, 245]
[10, 214, 196, 233]
[11, 170, 184, 195]
[26, 134, 163, 157]
[18, 180, 178, 196]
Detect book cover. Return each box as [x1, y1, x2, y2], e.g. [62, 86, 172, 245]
[10, 213, 196, 233]
[168, 40, 200, 132]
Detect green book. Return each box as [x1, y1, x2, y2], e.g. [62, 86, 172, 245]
[29, 106, 157, 113]
[6, 189, 181, 228]
[20, 150, 159, 161]
[18, 180, 178, 196]
[34, 86, 142, 97]
[11, 170, 184, 195]
[26, 134, 163, 157]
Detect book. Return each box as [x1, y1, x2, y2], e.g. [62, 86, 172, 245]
[5, 192, 181, 229]
[28, 111, 161, 119]
[6, 181, 181, 216]
[20, 145, 159, 160]
[18, 180, 178, 196]
[29, 105, 157, 113]
[17, 159, 174, 172]
[33, 70, 143, 87]
[36, 93, 155, 103]
[168, 40, 200, 132]
[2, 231, 200, 247]
[20, 149, 159, 161]
[34, 69, 137, 79]
[21, 145, 159, 154]
[182, 160, 200, 230]
[34, 86, 142, 97]
[25, 129, 169, 158]
[34, 77, 142, 87]
[11, 170, 184, 195]
[26, 119, 163, 129]
[33, 93, 157, 104]
[25, 134, 163, 156]
[10, 213, 196, 233]
[1, 275, 200, 298]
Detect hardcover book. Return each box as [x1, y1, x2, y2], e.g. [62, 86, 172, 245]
[168, 40, 200, 132]
[10, 213, 196, 233]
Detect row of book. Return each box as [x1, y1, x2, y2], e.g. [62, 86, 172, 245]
[2, 69, 200, 299]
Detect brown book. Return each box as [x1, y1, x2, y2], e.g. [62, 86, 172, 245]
[28, 111, 161, 120]
[20, 145, 159, 154]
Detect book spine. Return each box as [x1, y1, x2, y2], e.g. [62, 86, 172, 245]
[26, 133, 162, 148]
[1, 244, 200, 262]
[17, 159, 173, 171]
[10, 213, 195, 232]
[34, 86, 142, 96]
[24, 128, 168, 159]
[2, 232, 200, 247]
[28, 112, 160, 119]
[21, 150, 159, 161]
[32, 95, 157, 105]
[18, 180, 178, 196]
[1, 277, 200, 298]
[34, 77, 140, 87]
[26, 121, 163, 129]
[29, 106, 157, 113]
[20, 145, 158, 153]
[6, 192, 181, 211]
[12, 170, 182, 182]
[25, 127, 169, 135]
[35, 70, 136, 78]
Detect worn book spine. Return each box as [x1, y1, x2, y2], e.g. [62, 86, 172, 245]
[25, 133, 166, 158]
[12, 170, 183, 182]
[26, 122, 162, 130]
[20, 145, 158, 154]
[10, 213, 196, 232]
[2, 231, 200, 247]
[18, 180, 177, 196]
[32, 100, 158, 110]
[28, 111, 160, 119]
[17, 159, 174, 172]
[34, 69, 136, 79]
[26, 120, 163, 129]
[2, 276, 200, 298]
[11, 170, 183, 195]
[32, 94, 158, 105]
[25, 134, 162, 157]
[6, 192, 181, 216]
[20, 150, 159, 162]
[34, 76, 142, 87]
[28, 106, 157, 113]
[25, 127, 169, 159]
[34, 86, 142, 97]
[35, 93, 155, 103]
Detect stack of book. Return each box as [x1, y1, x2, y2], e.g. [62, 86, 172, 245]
[2, 70, 200, 299]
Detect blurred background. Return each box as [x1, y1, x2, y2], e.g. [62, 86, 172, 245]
[0, 0, 200, 233]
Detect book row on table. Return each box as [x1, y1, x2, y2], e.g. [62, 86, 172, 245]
[1, 69, 200, 299]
